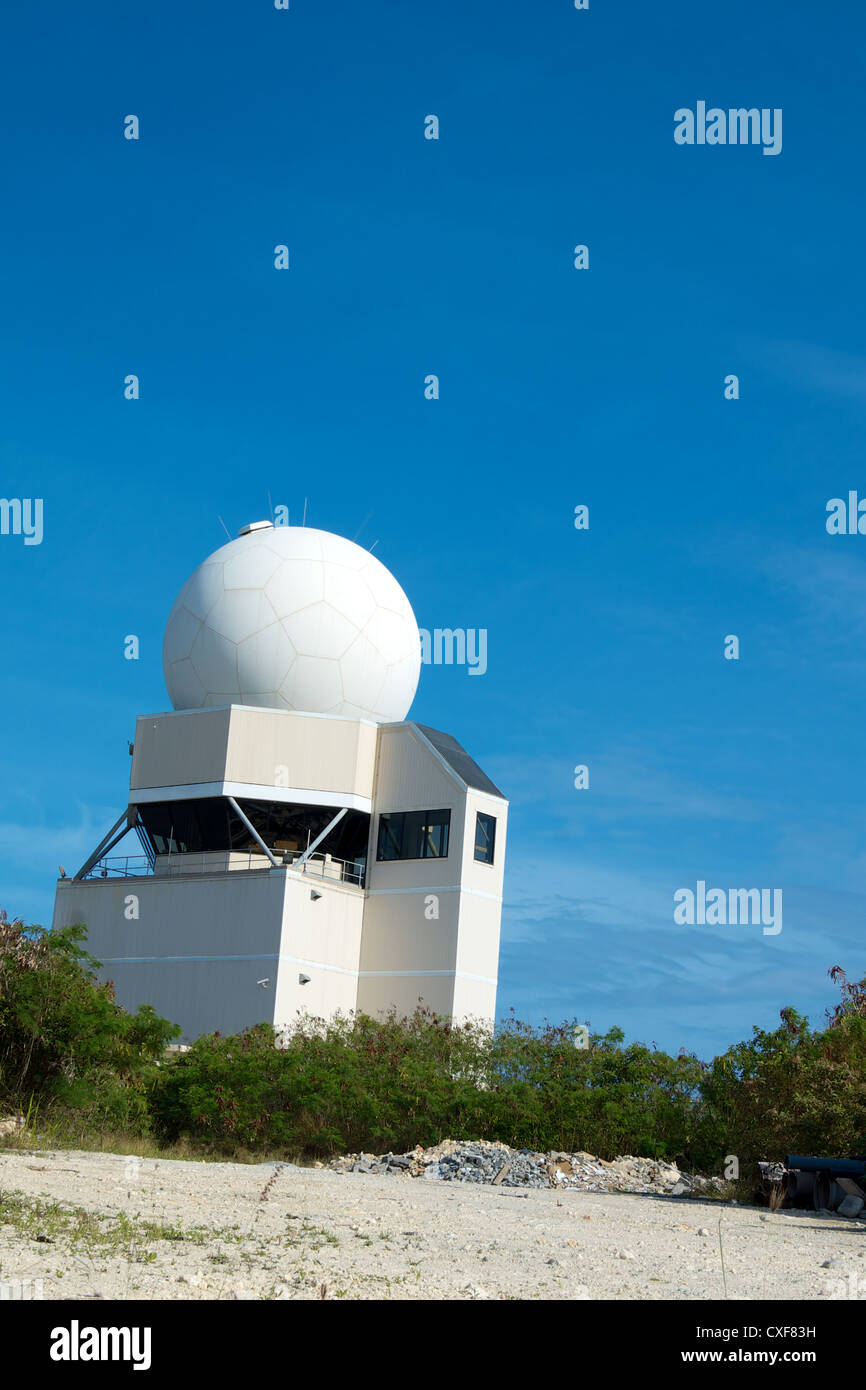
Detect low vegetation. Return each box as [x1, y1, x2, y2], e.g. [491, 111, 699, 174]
[0, 912, 178, 1143]
[1, 911, 864, 1176]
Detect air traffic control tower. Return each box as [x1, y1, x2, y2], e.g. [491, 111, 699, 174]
[52, 523, 507, 1041]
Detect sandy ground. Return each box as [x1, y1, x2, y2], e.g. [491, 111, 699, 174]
[0, 1148, 863, 1300]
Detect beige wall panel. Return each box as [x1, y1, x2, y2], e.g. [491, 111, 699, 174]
[131, 707, 377, 800]
[359, 889, 459, 973]
[453, 892, 503, 983]
[131, 709, 231, 790]
[373, 725, 461, 809]
[355, 972, 456, 1021]
[52, 870, 289, 1042]
[225, 709, 375, 797]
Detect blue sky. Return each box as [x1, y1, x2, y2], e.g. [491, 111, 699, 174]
[2, 0, 865, 1059]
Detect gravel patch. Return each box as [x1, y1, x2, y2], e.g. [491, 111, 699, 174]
[328, 1139, 725, 1195]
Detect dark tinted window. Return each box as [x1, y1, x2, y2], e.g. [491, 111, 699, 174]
[377, 809, 451, 861]
[474, 812, 496, 864]
[138, 798, 370, 868]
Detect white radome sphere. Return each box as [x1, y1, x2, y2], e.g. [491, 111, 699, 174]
[162, 524, 421, 722]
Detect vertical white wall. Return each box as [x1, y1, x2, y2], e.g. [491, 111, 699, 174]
[358, 724, 507, 1026]
[454, 789, 508, 1022]
[273, 872, 364, 1027]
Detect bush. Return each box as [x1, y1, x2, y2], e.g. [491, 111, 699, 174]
[0, 912, 180, 1129]
[150, 1008, 493, 1156]
[485, 1018, 704, 1158]
[695, 969, 866, 1171]
[149, 1006, 703, 1161]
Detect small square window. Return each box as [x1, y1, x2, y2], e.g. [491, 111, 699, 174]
[474, 812, 496, 864]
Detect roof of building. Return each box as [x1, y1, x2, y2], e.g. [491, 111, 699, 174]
[413, 724, 505, 800]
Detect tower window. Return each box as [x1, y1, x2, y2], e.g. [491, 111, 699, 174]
[474, 812, 496, 864]
[376, 809, 451, 861]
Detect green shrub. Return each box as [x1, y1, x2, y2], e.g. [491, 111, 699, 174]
[150, 1008, 493, 1155]
[0, 913, 180, 1129]
[696, 970, 866, 1172]
[149, 1007, 702, 1161]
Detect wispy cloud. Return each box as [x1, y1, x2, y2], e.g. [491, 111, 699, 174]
[758, 542, 866, 641]
[496, 853, 865, 1057]
[0, 806, 118, 870]
[486, 747, 768, 823]
[747, 336, 866, 403]
[0, 803, 130, 924]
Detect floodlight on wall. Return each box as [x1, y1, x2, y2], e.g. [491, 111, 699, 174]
[299, 974, 311, 985]
[310, 889, 322, 901]
[257, 978, 270, 988]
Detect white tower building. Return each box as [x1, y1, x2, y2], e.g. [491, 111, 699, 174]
[52, 523, 507, 1041]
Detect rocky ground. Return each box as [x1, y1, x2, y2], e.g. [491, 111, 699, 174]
[328, 1138, 724, 1196]
[1, 1143, 863, 1300]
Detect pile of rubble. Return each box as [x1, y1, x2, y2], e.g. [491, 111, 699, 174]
[329, 1138, 724, 1196]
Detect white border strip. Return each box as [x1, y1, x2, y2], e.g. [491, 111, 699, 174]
[367, 884, 502, 903]
[98, 952, 495, 986]
[130, 782, 371, 812]
[137, 705, 378, 728]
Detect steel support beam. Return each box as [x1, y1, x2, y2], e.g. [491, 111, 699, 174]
[73, 809, 134, 880]
[227, 796, 280, 868]
[294, 807, 348, 866]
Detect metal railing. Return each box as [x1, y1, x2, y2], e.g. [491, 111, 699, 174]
[84, 851, 273, 880]
[84, 855, 152, 879]
[288, 851, 366, 888]
[84, 849, 366, 888]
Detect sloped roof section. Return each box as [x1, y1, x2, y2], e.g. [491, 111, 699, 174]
[413, 724, 505, 799]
